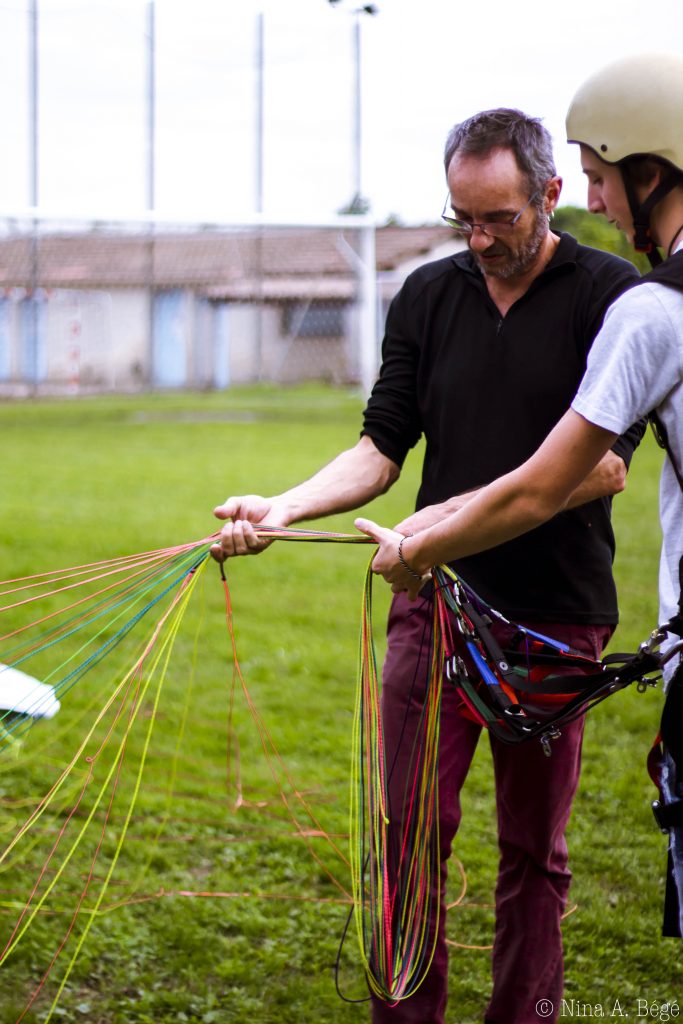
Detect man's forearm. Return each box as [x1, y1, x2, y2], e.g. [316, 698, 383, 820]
[562, 449, 626, 508]
[272, 436, 400, 524]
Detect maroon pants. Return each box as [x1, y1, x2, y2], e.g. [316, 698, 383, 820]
[370, 592, 612, 1024]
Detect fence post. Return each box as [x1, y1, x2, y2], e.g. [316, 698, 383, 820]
[358, 221, 377, 399]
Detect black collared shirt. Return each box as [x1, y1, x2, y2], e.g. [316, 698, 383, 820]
[362, 232, 643, 624]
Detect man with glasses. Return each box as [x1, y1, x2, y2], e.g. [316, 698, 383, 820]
[212, 108, 643, 1024]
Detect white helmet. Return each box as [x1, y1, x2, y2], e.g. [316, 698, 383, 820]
[566, 53, 683, 171]
[566, 54, 683, 262]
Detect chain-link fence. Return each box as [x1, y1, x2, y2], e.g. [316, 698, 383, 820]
[0, 214, 458, 396]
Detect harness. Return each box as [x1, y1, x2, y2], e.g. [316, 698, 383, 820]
[435, 565, 666, 753]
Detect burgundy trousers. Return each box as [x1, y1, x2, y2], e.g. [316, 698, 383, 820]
[370, 592, 612, 1024]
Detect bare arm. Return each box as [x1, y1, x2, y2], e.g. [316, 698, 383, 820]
[394, 447, 625, 535]
[212, 435, 400, 559]
[357, 410, 618, 595]
[564, 448, 626, 506]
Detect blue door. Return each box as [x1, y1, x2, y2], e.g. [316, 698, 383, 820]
[20, 295, 47, 383]
[0, 297, 10, 381]
[212, 302, 230, 390]
[152, 290, 187, 388]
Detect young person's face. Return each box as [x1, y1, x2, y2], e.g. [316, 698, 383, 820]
[580, 144, 634, 239]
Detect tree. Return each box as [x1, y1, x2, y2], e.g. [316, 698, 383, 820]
[553, 206, 651, 272]
[337, 192, 371, 216]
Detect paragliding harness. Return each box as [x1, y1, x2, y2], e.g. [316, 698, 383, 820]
[436, 566, 666, 755]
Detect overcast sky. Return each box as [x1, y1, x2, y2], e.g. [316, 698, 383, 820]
[0, 0, 681, 225]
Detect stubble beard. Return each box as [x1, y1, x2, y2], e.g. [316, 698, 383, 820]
[474, 206, 549, 280]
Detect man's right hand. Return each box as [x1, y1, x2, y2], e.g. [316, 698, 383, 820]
[211, 495, 287, 560]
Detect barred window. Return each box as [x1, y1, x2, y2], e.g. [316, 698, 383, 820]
[282, 301, 346, 338]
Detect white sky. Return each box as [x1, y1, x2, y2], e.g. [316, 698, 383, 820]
[0, 0, 681, 224]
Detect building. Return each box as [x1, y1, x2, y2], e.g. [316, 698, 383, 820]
[0, 221, 462, 395]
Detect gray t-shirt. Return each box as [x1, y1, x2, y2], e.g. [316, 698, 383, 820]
[572, 246, 683, 666]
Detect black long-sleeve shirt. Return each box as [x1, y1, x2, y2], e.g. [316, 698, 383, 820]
[362, 232, 644, 624]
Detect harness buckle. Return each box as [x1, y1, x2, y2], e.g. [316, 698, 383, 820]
[637, 676, 661, 694]
[652, 797, 683, 834]
[639, 626, 668, 656]
[540, 728, 562, 758]
[445, 655, 467, 683]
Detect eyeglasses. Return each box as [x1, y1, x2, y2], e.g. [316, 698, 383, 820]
[441, 191, 540, 237]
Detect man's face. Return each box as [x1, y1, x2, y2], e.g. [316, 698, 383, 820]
[446, 147, 548, 280]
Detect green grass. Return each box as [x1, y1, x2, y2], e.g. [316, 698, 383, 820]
[0, 386, 675, 1024]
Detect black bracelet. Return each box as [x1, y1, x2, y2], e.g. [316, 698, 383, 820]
[397, 535, 423, 581]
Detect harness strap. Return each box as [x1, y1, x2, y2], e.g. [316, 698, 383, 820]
[650, 662, 683, 938]
[660, 664, 683, 776]
[623, 172, 680, 265]
[652, 799, 683, 831]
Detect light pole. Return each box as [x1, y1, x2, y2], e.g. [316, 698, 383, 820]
[327, 1, 378, 214]
[327, 1, 379, 395]
[28, 0, 39, 391]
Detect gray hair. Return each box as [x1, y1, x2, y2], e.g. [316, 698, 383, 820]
[443, 108, 557, 198]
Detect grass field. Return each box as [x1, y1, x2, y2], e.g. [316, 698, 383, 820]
[0, 385, 677, 1024]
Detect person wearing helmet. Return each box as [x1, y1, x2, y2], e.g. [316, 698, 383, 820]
[357, 54, 683, 946]
[567, 53, 683, 268]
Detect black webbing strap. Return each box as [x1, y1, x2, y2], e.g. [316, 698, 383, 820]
[663, 854, 682, 938]
[650, 409, 683, 500]
[653, 800, 683, 830]
[504, 648, 662, 697]
[653, 660, 683, 937]
[642, 254, 683, 617]
[623, 172, 680, 266]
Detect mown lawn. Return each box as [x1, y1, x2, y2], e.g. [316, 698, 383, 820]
[0, 386, 676, 1024]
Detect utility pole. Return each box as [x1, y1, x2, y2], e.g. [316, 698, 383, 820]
[327, 1, 379, 396]
[145, 1, 156, 386]
[146, 0, 156, 214]
[254, 11, 265, 379]
[327, 1, 378, 213]
[28, 0, 39, 391]
[29, 0, 38, 213]
[254, 10, 264, 215]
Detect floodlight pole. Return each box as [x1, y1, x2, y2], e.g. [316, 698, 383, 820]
[145, 1, 156, 386]
[146, 1, 156, 213]
[328, 0, 377, 211]
[255, 10, 264, 215]
[349, 4, 379, 396]
[28, 0, 39, 392]
[254, 10, 265, 379]
[352, 10, 362, 203]
[28, 0, 38, 213]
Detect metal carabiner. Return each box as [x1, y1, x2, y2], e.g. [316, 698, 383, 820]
[540, 727, 562, 758]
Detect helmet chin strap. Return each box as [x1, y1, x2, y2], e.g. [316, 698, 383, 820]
[622, 171, 680, 267]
